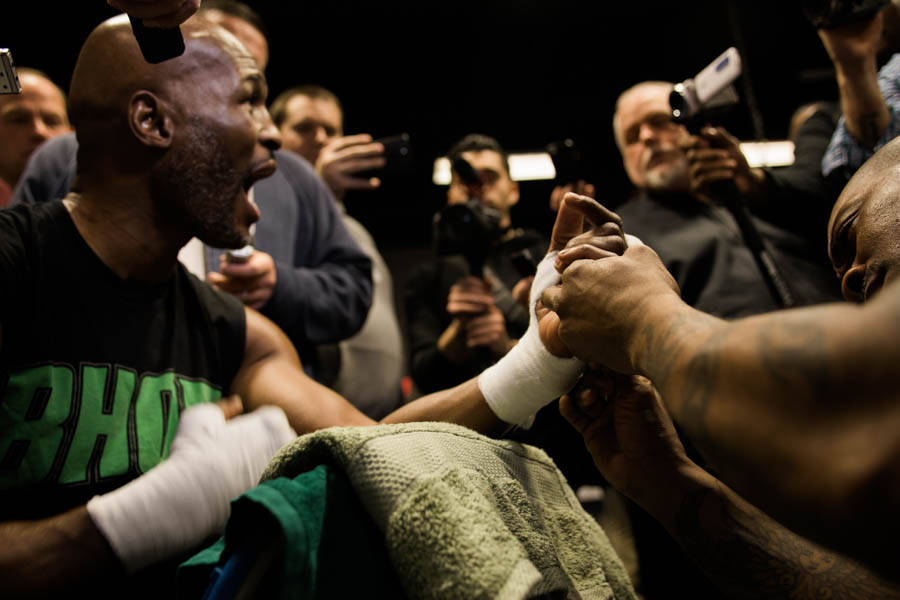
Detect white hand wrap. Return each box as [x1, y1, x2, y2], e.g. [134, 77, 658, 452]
[478, 251, 584, 426]
[86, 403, 296, 573]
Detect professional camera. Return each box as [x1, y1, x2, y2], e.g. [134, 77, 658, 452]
[669, 47, 742, 134]
[802, 0, 889, 29]
[433, 156, 504, 277]
[669, 47, 798, 309]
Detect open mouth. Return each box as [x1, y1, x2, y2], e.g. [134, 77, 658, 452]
[243, 157, 277, 191]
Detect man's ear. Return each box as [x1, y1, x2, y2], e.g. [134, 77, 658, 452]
[508, 179, 520, 207]
[128, 91, 175, 148]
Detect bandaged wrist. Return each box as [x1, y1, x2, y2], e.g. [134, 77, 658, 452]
[86, 404, 295, 572]
[478, 251, 584, 426]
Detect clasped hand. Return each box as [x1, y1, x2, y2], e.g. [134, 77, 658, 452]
[540, 195, 680, 373]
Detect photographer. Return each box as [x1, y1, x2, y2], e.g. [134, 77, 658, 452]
[269, 84, 405, 419]
[0, 69, 70, 207]
[269, 85, 386, 201]
[404, 134, 547, 394]
[599, 80, 846, 599]
[611, 80, 843, 319]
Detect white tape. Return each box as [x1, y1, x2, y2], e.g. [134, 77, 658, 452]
[478, 251, 584, 426]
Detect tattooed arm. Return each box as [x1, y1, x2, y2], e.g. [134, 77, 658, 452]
[672, 477, 900, 600]
[543, 244, 900, 579]
[560, 372, 900, 599]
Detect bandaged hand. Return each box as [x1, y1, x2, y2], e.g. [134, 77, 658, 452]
[478, 193, 632, 426]
[478, 251, 585, 426]
[543, 244, 679, 374]
[87, 402, 295, 572]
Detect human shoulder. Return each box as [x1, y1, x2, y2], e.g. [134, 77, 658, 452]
[341, 214, 378, 255]
[180, 265, 246, 322]
[0, 201, 70, 245]
[178, 266, 248, 378]
[10, 133, 78, 206]
[614, 191, 666, 227]
[270, 149, 325, 192]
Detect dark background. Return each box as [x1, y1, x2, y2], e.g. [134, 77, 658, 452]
[6, 1, 839, 250]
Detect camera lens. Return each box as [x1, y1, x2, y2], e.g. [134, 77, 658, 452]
[669, 83, 694, 124]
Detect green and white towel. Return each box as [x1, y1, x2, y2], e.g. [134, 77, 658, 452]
[262, 422, 637, 600]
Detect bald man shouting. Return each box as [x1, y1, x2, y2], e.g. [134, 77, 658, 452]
[0, 16, 628, 597]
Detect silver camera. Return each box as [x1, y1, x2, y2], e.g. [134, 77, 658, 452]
[0, 49, 21, 95]
[669, 47, 742, 126]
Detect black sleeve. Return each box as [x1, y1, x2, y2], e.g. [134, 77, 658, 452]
[754, 104, 844, 243]
[184, 272, 247, 392]
[403, 258, 481, 394]
[9, 133, 78, 206]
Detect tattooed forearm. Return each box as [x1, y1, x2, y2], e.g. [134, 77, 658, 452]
[756, 319, 831, 407]
[673, 480, 900, 599]
[640, 310, 723, 446]
[640, 310, 719, 394]
[639, 318, 685, 393]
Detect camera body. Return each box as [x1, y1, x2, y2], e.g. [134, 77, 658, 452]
[669, 47, 742, 133]
[433, 200, 504, 272]
[355, 132, 412, 180]
[0, 49, 21, 95]
[434, 157, 504, 277]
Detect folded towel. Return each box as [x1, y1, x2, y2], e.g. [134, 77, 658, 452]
[262, 422, 636, 600]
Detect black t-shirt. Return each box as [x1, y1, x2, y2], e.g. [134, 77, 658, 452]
[0, 202, 246, 520]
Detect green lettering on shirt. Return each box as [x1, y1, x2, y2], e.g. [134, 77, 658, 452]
[59, 365, 134, 485]
[1, 363, 222, 488]
[0, 364, 75, 487]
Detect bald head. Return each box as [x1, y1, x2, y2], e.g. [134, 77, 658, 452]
[828, 136, 900, 302]
[67, 14, 280, 250]
[69, 15, 254, 173]
[612, 81, 675, 150]
[612, 80, 691, 192]
[0, 68, 70, 186]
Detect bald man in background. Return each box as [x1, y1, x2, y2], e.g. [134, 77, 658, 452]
[0, 68, 70, 206]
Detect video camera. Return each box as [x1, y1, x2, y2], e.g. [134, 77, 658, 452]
[433, 156, 504, 277]
[669, 47, 798, 309]
[801, 0, 889, 29]
[669, 47, 742, 134]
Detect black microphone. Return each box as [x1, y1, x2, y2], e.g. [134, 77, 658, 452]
[129, 16, 185, 64]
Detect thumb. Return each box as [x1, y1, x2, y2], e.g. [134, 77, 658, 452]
[538, 309, 572, 358]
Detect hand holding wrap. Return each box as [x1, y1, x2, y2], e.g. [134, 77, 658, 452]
[87, 403, 296, 572]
